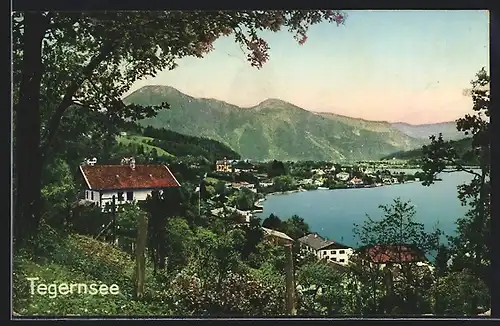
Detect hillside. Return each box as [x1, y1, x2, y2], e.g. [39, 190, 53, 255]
[380, 137, 477, 164]
[123, 86, 431, 161]
[391, 122, 465, 141]
[13, 231, 167, 316]
[116, 134, 174, 157]
[118, 126, 240, 162]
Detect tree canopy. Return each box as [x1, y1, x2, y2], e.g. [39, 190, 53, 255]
[12, 10, 347, 247]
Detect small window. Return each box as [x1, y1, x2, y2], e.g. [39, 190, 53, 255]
[325, 256, 329, 260]
[126, 191, 133, 201]
[339, 250, 345, 254]
[117, 192, 124, 202]
[340, 259, 345, 263]
[333, 257, 337, 261]
[86, 191, 88, 199]
[91, 192, 94, 200]
[331, 250, 336, 255]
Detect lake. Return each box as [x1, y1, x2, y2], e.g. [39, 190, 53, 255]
[257, 171, 475, 248]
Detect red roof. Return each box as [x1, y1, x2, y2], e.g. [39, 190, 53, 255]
[80, 164, 180, 190]
[359, 244, 425, 264]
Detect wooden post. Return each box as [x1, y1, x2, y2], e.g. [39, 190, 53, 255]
[135, 212, 148, 299]
[284, 243, 296, 316]
[112, 195, 117, 245]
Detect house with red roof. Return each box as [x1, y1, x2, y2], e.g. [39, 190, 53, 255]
[354, 244, 431, 271]
[353, 244, 435, 285]
[79, 157, 181, 210]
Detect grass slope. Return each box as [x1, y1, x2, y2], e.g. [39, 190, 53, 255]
[116, 135, 174, 157]
[13, 228, 169, 316]
[123, 86, 427, 162]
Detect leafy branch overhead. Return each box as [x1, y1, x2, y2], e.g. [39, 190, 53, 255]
[420, 67, 490, 291]
[420, 67, 490, 185]
[13, 10, 346, 153]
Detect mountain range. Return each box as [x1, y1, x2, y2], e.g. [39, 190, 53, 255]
[123, 85, 464, 161]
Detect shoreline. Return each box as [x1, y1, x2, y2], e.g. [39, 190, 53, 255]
[259, 181, 416, 203]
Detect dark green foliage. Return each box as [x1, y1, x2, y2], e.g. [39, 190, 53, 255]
[296, 262, 348, 315]
[267, 160, 287, 177]
[433, 271, 490, 315]
[380, 137, 476, 165]
[142, 126, 240, 161]
[420, 68, 490, 295]
[262, 213, 283, 230]
[352, 198, 441, 315]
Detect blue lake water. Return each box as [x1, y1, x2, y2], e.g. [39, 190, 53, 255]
[257, 171, 474, 248]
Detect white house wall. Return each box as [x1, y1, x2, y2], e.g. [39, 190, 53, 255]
[320, 248, 354, 265]
[85, 190, 100, 204]
[86, 188, 162, 210]
[301, 244, 353, 266]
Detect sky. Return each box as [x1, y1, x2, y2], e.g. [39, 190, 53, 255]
[125, 10, 489, 124]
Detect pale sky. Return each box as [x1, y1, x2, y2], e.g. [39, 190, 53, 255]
[126, 10, 489, 124]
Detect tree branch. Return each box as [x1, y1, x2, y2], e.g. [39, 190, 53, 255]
[442, 168, 482, 178]
[40, 41, 117, 162]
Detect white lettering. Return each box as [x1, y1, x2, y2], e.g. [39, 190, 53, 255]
[58, 283, 69, 295]
[98, 284, 109, 295]
[77, 283, 88, 294]
[47, 284, 58, 298]
[25, 278, 120, 297]
[109, 284, 120, 295]
[37, 283, 47, 295]
[27, 277, 39, 295]
[88, 283, 99, 295]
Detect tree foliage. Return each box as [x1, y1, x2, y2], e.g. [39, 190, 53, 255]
[433, 270, 490, 315]
[12, 10, 347, 247]
[352, 198, 441, 314]
[420, 68, 490, 292]
[296, 262, 348, 315]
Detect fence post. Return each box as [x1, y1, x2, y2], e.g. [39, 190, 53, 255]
[112, 195, 117, 245]
[135, 212, 148, 299]
[285, 243, 297, 316]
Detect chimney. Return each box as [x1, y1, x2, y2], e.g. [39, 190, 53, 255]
[87, 157, 97, 166]
[130, 157, 136, 170]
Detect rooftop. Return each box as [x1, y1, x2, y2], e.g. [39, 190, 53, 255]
[356, 244, 426, 264]
[298, 233, 351, 250]
[80, 164, 180, 190]
[262, 227, 294, 242]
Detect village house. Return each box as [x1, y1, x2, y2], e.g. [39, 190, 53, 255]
[312, 169, 326, 177]
[210, 206, 252, 223]
[262, 227, 294, 246]
[354, 244, 434, 274]
[335, 172, 350, 181]
[348, 177, 364, 187]
[231, 181, 257, 193]
[298, 233, 354, 265]
[79, 157, 181, 211]
[215, 158, 233, 173]
[298, 178, 314, 186]
[352, 244, 435, 289]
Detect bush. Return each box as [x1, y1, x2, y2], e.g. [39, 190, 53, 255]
[434, 270, 490, 315]
[167, 269, 285, 316]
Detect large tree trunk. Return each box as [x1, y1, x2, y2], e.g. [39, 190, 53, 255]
[13, 12, 49, 248]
